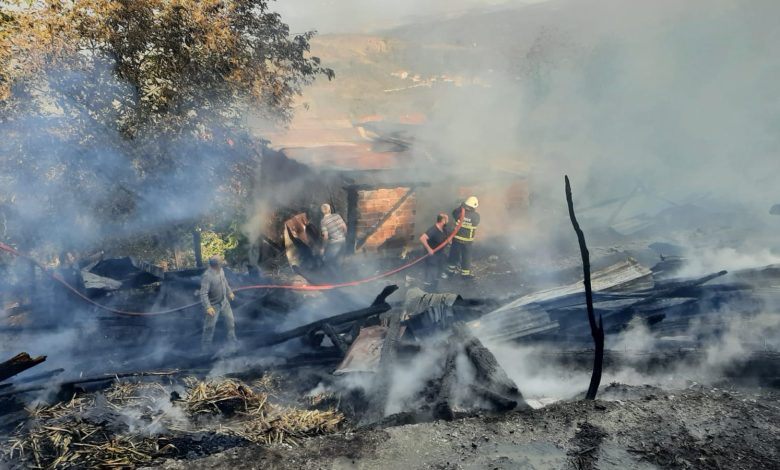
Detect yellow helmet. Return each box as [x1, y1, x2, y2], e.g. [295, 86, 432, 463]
[464, 196, 479, 209]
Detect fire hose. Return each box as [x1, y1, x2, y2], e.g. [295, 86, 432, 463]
[0, 209, 465, 316]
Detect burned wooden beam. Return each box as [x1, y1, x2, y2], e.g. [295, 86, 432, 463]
[251, 285, 398, 348]
[363, 311, 404, 424]
[0, 353, 46, 383]
[565, 175, 604, 401]
[453, 323, 528, 409]
[468, 383, 518, 412]
[432, 347, 459, 421]
[345, 186, 359, 254]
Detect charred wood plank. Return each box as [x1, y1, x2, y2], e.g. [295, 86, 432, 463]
[378, 311, 403, 372]
[432, 347, 459, 421]
[453, 323, 523, 403]
[468, 383, 518, 411]
[0, 353, 46, 383]
[365, 311, 404, 424]
[345, 187, 359, 254]
[372, 285, 400, 306]
[565, 175, 604, 401]
[251, 286, 397, 348]
[322, 323, 349, 355]
[261, 235, 285, 254]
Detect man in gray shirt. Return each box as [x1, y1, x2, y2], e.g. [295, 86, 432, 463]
[200, 255, 237, 351]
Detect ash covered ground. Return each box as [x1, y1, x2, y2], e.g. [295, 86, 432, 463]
[149, 384, 780, 470]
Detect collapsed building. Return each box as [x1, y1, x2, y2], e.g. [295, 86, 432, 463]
[0, 117, 779, 468]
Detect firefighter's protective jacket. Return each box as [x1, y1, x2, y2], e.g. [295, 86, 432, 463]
[451, 206, 480, 242]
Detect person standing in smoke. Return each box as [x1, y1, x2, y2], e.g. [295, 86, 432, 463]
[448, 196, 480, 278]
[420, 213, 450, 287]
[319, 203, 347, 266]
[200, 255, 237, 351]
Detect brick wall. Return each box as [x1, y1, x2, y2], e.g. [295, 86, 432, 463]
[356, 187, 417, 251]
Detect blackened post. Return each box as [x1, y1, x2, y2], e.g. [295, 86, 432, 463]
[564, 175, 604, 400]
[345, 187, 359, 254]
[193, 230, 203, 268]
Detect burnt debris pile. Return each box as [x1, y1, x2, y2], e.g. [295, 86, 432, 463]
[1, 245, 780, 468]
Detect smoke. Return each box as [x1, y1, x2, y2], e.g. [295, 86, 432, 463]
[484, 302, 780, 404]
[677, 247, 780, 278]
[271, 0, 542, 34]
[279, 0, 780, 256]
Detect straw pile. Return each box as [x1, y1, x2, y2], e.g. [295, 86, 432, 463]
[238, 407, 344, 445]
[182, 378, 344, 446]
[184, 378, 267, 416]
[5, 387, 177, 469]
[3, 377, 344, 469]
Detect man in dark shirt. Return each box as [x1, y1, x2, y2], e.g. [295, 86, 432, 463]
[420, 213, 450, 286]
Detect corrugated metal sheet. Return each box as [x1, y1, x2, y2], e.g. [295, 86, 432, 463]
[470, 258, 653, 342]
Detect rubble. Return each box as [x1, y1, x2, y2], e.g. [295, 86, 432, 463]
[1, 205, 779, 469]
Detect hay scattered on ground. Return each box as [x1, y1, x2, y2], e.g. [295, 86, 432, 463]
[183, 377, 344, 446]
[3, 377, 344, 469]
[6, 388, 176, 469]
[184, 378, 267, 416]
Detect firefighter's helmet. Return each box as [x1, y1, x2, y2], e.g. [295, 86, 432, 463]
[464, 196, 479, 209]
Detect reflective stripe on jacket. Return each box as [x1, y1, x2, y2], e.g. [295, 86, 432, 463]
[452, 206, 480, 242]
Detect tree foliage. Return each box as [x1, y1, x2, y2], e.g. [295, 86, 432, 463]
[0, 1, 332, 254]
[1, 0, 332, 130]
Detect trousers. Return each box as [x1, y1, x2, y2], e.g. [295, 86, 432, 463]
[201, 299, 237, 350]
[324, 240, 345, 264]
[425, 252, 447, 283]
[448, 240, 473, 274]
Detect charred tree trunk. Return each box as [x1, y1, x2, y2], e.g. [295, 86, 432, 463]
[565, 175, 604, 400]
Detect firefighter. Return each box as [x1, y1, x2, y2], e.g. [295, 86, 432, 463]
[200, 255, 237, 351]
[448, 196, 480, 278]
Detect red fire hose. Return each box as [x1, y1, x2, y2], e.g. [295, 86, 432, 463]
[0, 209, 465, 316]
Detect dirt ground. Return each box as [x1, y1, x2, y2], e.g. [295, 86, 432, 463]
[147, 383, 780, 470]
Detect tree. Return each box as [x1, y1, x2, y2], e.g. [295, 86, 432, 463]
[0, 1, 333, 256]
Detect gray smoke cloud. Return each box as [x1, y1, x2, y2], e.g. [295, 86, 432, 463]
[283, 0, 780, 246]
[278, 0, 780, 409]
[271, 0, 543, 34]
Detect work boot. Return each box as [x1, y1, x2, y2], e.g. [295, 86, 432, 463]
[460, 270, 475, 279]
[448, 265, 459, 274]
